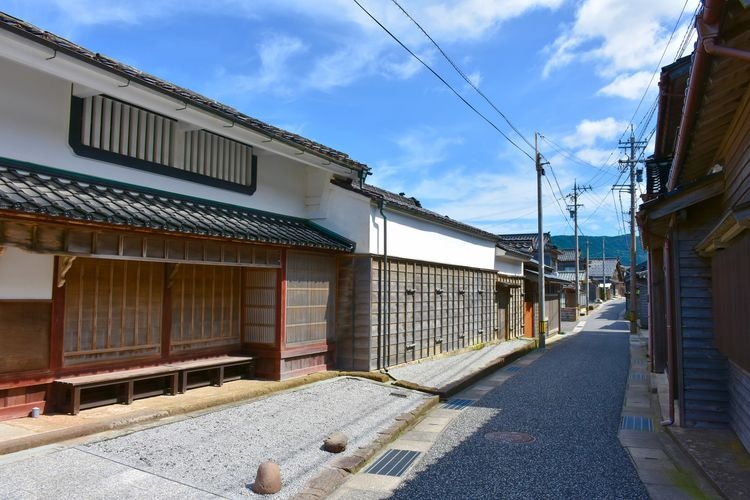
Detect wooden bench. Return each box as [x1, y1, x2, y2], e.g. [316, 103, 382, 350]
[166, 355, 256, 393]
[54, 365, 179, 415]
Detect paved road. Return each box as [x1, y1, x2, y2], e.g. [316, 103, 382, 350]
[390, 300, 649, 500]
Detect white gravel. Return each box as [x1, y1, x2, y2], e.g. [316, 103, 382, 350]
[387, 339, 532, 388]
[0, 377, 431, 500]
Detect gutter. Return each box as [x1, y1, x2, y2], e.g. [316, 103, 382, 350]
[377, 198, 389, 369]
[668, 0, 750, 190]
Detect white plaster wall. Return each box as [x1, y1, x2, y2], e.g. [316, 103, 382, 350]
[495, 256, 524, 276]
[0, 56, 319, 218]
[369, 208, 496, 269]
[0, 247, 54, 299]
[319, 186, 371, 252]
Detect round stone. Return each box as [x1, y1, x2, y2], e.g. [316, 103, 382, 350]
[252, 461, 282, 494]
[323, 431, 349, 453]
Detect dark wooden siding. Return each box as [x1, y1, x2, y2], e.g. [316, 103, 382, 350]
[729, 362, 750, 453]
[713, 231, 750, 372]
[0, 301, 50, 374]
[720, 72, 750, 211]
[676, 224, 729, 428]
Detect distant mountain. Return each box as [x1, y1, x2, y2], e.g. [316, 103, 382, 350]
[551, 235, 646, 267]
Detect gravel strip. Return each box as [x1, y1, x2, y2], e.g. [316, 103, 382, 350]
[387, 339, 532, 388]
[0, 377, 431, 499]
[390, 303, 649, 500]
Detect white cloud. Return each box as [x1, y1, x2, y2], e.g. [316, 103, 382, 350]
[208, 34, 307, 97]
[564, 117, 629, 148]
[421, 0, 565, 42]
[543, 0, 694, 99]
[467, 71, 482, 88]
[13, 0, 566, 94]
[597, 71, 655, 99]
[373, 128, 464, 187]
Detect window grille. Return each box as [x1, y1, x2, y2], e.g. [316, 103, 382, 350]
[79, 95, 174, 167]
[183, 130, 255, 186]
[69, 96, 257, 194]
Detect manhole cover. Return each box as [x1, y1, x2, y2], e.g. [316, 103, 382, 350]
[485, 431, 535, 443]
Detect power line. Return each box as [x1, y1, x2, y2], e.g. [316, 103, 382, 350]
[623, 0, 692, 143]
[351, 0, 535, 161]
[389, 0, 535, 152]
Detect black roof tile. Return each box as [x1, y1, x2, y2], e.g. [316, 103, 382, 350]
[0, 159, 354, 252]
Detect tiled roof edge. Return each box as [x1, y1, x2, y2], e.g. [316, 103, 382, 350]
[0, 11, 369, 174]
[0, 155, 355, 252]
[331, 178, 499, 242]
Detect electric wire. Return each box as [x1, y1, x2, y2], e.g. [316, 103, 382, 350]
[351, 0, 535, 162]
[621, 0, 692, 146]
[389, 0, 536, 152]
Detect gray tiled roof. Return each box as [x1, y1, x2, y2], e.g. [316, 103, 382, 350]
[497, 233, 552, 254]
[0, 12, 368, 174]
[0, 160, 355, 252]
[557, 249, 580, 262]
[331, 179, 499, 241]
[588, 259, 620, 278]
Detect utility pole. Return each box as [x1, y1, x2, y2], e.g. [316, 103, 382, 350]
[602, 238, 606, 300]
[585, 239, 590, 311]
[536, 132, 547, 348]
[617, 126, 646, 335]
[567, 180, 591, 318]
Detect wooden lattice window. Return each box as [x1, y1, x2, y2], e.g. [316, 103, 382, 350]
[76, 95, 174, 166]
[169, 264, 241, 353]
[285, 252, 336, 345]
[183, 130, 255, 187]
[63, 258, 163, 366]
[243, 269, 278, 345]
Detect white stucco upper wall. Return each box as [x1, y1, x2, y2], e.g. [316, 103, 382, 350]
[0, 247, 54, 299]
[0, 52, 342, 221]
[317, 186, 371, 252]
[495, 255, 524, 276]
[369, 207, 496, 269]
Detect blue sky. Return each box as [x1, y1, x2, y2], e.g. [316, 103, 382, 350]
[3, 0, 697, 236]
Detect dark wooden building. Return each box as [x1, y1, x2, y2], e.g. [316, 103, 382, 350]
[638, 0, 750, 451]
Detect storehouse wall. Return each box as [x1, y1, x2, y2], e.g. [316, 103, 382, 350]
[369, 257, 497, 369]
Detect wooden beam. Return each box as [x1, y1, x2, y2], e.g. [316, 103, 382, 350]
[645, 173, 724, 221]
[696, 203, 750, 255]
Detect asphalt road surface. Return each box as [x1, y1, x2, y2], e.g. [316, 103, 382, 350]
[391, 300, 649, 500]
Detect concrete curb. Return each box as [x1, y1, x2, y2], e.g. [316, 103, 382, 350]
[390, 341, 537, 400]
[0, 371, 392, 457]
[291, 394, 440, 500]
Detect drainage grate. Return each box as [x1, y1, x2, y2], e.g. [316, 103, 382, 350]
[364, 449, 421, 477]
[504, 366, 521, 373]
[629, 373, 647, 381]
[620, 415, 654, 432]
[442, 399, 475, 410]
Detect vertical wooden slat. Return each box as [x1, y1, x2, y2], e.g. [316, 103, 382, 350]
[76, 264, 84, 353]
[91, 261, 99, 350]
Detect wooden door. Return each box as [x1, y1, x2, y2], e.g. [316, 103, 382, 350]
[523, 300, 534, 338]
[496, 287, 510, 340]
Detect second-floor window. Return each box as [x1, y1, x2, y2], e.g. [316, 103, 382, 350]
[69, 95, 257, 194]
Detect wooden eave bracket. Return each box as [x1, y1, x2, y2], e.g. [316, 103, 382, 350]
[696, 204, 750, 256]
[57, 255, 76, 287]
